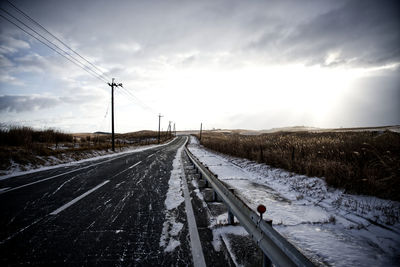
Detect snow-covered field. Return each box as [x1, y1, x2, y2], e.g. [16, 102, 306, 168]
[188, 136, 400, 266]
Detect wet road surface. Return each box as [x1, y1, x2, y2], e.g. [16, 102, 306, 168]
[0, 137, 192, 266]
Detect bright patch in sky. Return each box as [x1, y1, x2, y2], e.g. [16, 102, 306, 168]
[0, 0, 399, 132]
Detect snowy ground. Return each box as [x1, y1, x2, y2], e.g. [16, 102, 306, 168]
[1, 138, 177, 180]
[188, 136, 400, 266]
[160, 144, 185, 253]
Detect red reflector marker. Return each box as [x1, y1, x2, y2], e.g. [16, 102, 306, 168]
[257, 204, 266, 215]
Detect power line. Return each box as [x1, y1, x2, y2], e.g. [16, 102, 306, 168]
[0, 8, 108, 83]
[1, 2, 161, 134]
[2, 3, 157, 114]
[120, 87, 156, 113]
[115, 86, 156, 114]
[117, 89, 153, 113]
[5, 0, 110, 81]
[0, 7, 106, 82]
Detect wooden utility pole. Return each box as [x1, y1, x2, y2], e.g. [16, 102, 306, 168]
[158, 113, 163, 144]
[173, 123, 176, 136]
[199, 122, 202, 141]
[107, 78, 123, 151]
[168, 121, 172, 138]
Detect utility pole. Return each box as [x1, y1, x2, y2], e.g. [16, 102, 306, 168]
[168, 121, 172, 138]
[158, 113, 163, 144]
[107, 78, 123, 151]
[173, 123, 176, 136]
[199, 122, 202, 141]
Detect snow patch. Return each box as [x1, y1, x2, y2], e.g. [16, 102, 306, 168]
[188, 136, 400, 266]
[160, 215, 184, 252]
[164, 146, 185, 210]
[212, 225, 248, 252]
[191, 179, 208, 208]
[159, 144, 185, 253]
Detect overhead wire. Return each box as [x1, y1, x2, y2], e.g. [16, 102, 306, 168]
[1, 2, 160, 119]
[116, 88, 153, 113]
[0, 8, 108, 83]
[119, 86, 157, 114]
[5, 0, 110, 81]
[95, 101, 110, 132]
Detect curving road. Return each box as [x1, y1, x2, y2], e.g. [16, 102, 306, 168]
[0, 136, 193, 266]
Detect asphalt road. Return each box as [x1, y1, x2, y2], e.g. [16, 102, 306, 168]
[0, 136, 192, 266]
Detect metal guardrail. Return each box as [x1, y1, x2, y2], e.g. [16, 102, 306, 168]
[184, 146, 314, 267]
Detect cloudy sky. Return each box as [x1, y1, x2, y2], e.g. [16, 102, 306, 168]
[0, 0, 399, 133]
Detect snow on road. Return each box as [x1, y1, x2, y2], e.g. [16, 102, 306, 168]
[1, 138, 177, 180]
[188, 136, 400, 266]
[160, 145, 185, 252]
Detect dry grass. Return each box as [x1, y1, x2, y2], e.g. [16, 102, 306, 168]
[198, 131, 400, 201]
[0, 126, 73, 146]
[0, 126, 173, 171]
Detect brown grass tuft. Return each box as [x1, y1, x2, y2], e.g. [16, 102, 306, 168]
[0, 126, 174, 171]
[197, 131, 400, 201]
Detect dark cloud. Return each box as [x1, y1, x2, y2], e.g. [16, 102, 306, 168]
[330, 69, 400, 127]
[250, 0, 400, 67]
[0, 93, 103, 113]
[6, 0, 398, 69]
[1, 0, 399, 131]
[0, 95, 60, 112]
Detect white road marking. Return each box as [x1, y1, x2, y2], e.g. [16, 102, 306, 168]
[49, 180, 110, 215]
[128, 161, 142, 169]
[0, 137, 178, 182]
[0, 154, 141, 195]
[111, 161, 142, 179]
[0, 217, 43, 245]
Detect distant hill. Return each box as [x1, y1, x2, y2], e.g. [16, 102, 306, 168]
[183, 125, 400, 136]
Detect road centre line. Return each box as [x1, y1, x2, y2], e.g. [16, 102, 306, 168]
[0, 136, 183, 194]
[111, 160, 143, 179]
[0, 154, 141, 195]
[49, 180, 110, 215]
[0, 137, 178, 183]
[128, 161, 142, 169]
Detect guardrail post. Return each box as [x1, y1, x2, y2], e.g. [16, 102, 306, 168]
[184, 146, 314, 267]
[213, 190, 219, 202]
[262, 219, 273, 267]
[226, 188, 235, 224]
[263, 253, 272, 267]
[227, 210, 234, 225]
